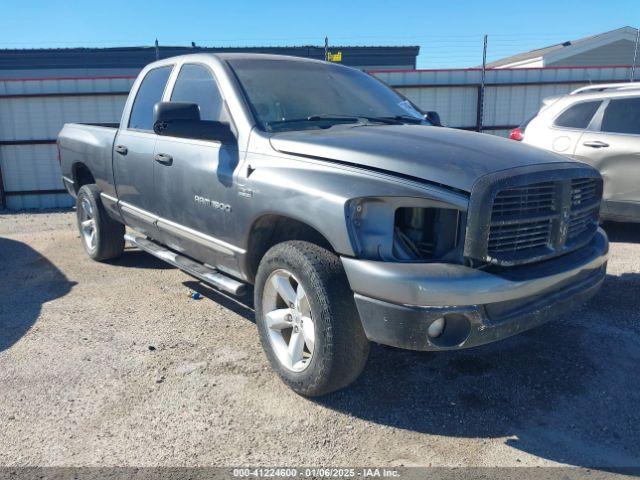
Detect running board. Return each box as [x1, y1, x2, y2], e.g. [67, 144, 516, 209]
[124, 233, 247, 296]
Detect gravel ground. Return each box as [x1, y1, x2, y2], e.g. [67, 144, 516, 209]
[0, 211, 638, 468]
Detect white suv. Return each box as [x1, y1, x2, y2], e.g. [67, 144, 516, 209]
[512, 83, 640, 223]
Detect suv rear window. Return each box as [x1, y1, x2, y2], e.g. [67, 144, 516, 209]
[601, 97, 640, 135]
[554, 101, 600, 129]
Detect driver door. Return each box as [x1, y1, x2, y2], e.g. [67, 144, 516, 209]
[153, 63, 240, 269]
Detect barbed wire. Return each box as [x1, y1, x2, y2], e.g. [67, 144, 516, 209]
[0, 29, 636, 70]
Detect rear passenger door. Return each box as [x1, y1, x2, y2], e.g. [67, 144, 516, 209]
[548, 100, 601, 156]
[574, 96, 640, 208]
[113, 65, 172, 236]
[153, 63, 240, 268]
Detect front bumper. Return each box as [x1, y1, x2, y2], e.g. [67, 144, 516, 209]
[342, 228, 609, 351]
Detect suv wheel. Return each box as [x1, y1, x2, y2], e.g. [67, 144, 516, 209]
[76, 184, 125, 261]
[254, 241, 370, 397]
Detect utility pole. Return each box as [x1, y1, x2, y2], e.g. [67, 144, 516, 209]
[155, 39, 160, 60]
[478, 34, 488, 133]
[324, 36, 329, 61]
[631, 27, 640, 82]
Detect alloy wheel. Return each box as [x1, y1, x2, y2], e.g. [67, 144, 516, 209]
[262, 269, 315, 372]
[79, 197, 97, 251]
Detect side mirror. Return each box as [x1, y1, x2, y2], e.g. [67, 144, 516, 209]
[153, 102, 235, 143]
[424, 111, 442, 127]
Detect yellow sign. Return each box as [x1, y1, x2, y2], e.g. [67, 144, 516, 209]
[327, 51, 342, 62]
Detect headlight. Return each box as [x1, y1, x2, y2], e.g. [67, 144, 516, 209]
[346, 197, 465, 262]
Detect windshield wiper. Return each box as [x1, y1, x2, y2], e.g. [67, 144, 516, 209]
[265, 115, 359, 131]
[265, 114, 405, 132]
[307, 114, 402, 125]
[380, 115, 424, 124]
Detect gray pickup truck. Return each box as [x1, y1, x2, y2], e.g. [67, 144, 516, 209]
[58, 53, 609, 396]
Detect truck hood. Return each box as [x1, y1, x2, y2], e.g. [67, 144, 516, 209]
[269, 125, 573, 192]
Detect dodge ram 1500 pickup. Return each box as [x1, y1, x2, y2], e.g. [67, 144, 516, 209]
[58, 53, 609, 396]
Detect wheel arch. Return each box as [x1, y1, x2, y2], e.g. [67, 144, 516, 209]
[244, 214, 338, 283]
[71, 162, 96, 193]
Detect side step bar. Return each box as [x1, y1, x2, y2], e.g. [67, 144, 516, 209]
[124, 232, 247, 296]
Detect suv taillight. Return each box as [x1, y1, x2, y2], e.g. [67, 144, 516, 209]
[509, 127, 524, 141]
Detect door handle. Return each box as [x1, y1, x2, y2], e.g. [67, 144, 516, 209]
[583, 140, 609, 148]
[115, 144, 128, 155]
[154, 153, 173, 165]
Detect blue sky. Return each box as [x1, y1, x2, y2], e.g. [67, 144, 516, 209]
[1, 0, 638, 68]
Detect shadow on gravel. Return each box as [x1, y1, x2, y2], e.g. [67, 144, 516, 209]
[0, 237, 75, 352]
[183, 280, 255, 323]
[106, 247, 176, 270]
[316, 272, 640, 470]
[114, 243, 640, 469]
[602, 221, 640, 243]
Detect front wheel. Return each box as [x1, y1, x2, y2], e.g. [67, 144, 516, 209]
[254, 241, 370, 397]
[76, 184, 125, 261]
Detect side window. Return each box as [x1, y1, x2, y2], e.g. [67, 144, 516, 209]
[171, 64, 228, 122]
[128, 66, 172, 131]
[554, 101, 601, 129]
[601, 97, 640, 135]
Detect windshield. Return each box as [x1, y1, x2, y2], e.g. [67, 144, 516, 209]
[227, 58, 425, 132]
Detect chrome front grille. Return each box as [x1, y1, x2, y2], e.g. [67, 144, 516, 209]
[567, 178, 599, 242]
[568, 208, 597, 240]
[488, 181, 556, 258]
[480, 175, 601, 265]
[491, 181, 555, 217]
[571, 178, 598, 208]
[488, 219, 552, 253]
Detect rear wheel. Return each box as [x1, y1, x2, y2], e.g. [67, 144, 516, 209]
[76, 184, 124, 261]
[254, 241, 370, 397]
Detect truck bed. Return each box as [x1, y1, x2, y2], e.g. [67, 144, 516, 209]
[58, 122, 119, 198]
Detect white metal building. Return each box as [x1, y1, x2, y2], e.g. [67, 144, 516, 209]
[0, 43, 637, 210]
[486, 27, 640, 68]
[0, 45, 418, 210]
[0, 76, 134, 209]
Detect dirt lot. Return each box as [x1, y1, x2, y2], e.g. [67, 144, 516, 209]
[0, 211, 638, 468]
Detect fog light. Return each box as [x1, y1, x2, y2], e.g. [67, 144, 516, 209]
[428, 317, 446, 338]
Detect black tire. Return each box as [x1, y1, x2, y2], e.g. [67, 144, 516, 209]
[76, 184, 125, 261]
[254, 241, 370, 397]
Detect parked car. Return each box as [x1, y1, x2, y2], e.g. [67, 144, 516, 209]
[511, 82, 640, 223]
[58, 54, 609, 396]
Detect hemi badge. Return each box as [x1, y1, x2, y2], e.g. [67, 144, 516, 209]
[238, 188, 254, 198]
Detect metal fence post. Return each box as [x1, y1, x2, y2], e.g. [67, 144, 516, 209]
[0, 104, 4, 209]
[0, 164, 6, 210]
[631, 27, 640, 82]
[478, 34, 488, 132]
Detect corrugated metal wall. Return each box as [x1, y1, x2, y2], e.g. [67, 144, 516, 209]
[374, 66, 632, 136]
[0, 66, 634, 210]
[0, 76, 133, 209]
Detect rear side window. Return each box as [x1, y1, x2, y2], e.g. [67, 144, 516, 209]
[554, 101, 601, 129]
[128, 66, 173, 131]
[601, 97, 640, 135]
[171, 64, 228, 122]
